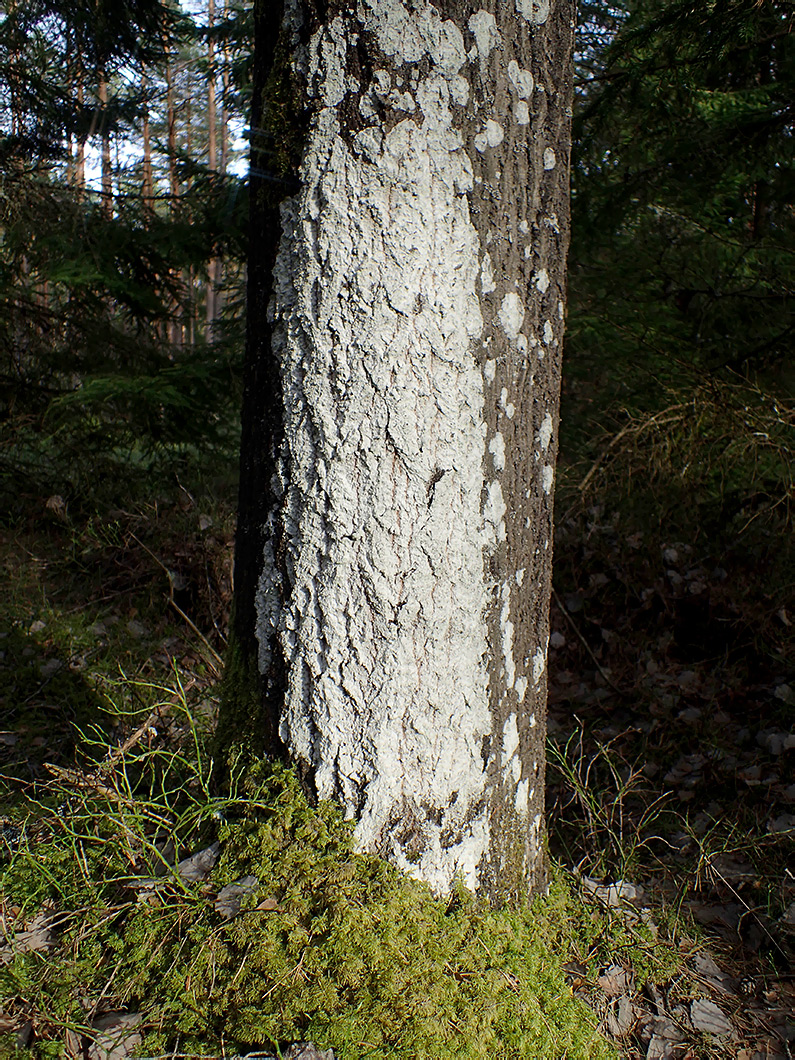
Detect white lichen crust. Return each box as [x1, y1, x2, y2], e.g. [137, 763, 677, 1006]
[264, 2, 493, 894]
[253, 0, 573, 899]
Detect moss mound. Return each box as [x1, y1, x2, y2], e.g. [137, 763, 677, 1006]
[2, 761, 615, 1059]
[120, 766, 613, 1057]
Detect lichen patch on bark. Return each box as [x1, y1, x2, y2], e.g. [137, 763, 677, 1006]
[263, 1, 496, 893]
[244, 0, 575, 900]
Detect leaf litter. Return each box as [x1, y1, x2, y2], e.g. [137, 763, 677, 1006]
[548, 505, 794, 1058]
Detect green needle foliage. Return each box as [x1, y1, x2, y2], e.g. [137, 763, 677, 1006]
[0, 1, 249, 517]
[572, 0, 795, 388]
[565, 0, 794, 558]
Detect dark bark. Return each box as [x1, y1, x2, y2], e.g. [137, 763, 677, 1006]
[142, 74, 154, 209]
[98, 69, 112, 217]
[461, 0, 574, 899]
[217, 0, 296, 762]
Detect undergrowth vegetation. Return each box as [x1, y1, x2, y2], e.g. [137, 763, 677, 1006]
[1, 683, 631, 1059]
[545, 366, 794, 996]
[0, 479, 697, 1059]
[3, 444, 791, 1057]
[1, 351, 791, 1058]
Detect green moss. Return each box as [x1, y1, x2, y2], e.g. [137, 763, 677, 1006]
[119, 764, 616, 1057]
[250, 0, 307, 197]
[2, 762, 623, 1059]
[483, 796, 549, 906]
[261, 34, 305, 182]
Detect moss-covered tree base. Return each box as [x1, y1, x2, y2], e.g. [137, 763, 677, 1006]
[1, 762, 627, 1059]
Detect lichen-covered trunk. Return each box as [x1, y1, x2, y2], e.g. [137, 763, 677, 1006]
[222, 0, 573, 902]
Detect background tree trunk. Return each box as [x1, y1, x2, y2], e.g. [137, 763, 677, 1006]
[76, 77, 85, 193]
[165, 45, 179, 205]
[184, 95, 196, 346]
[221, 0, 574, 902]
[220, 0, 229, 177]
[98, 69, 112, 218]
[205, 0, 218, 338]
[213, 0, 231, 326]
[142, 74, 154, 210]
[164, 43, 183, 346]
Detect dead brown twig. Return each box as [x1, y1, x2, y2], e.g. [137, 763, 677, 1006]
[551, 588, 625, 699]
[96, 710, 161, 777]
[127, 531, 223, 677]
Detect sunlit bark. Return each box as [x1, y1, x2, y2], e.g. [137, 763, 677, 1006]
[223, 0, 574, 902]
[142, 74, 154, 210]
[206, 0, 219, 337]
[98, 69, 112, 218]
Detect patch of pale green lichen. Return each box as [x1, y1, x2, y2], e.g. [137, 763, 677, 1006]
[2, 764, 636, 1058]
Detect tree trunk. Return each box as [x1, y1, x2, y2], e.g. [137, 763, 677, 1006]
[164, 44, 182, 345]
[165, 45, 180, 204]
[142, 74, 154, 210]
[6, 0, 23, 140]
[213, 0, 231, 325]
[207, 1, 217, 173]
[76, 77, 86, 193]
[220, 0, 229, 177]
[98, 69, 112, 217]
[66, 30, 75, 186]
[221, 0, 574, 902]
[206, 0, 218, 337]
[184, 95, 196, 346]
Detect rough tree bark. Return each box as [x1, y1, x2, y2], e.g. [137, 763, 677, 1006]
[141, 73, 154, 211]
[220, 0, 230, 176]
[206, 0, 219, 335]
[164, 42, 179, 205]
[219, 0, 574, 902]
[98, 68, 112, 218]
[76, 74, 86, 193]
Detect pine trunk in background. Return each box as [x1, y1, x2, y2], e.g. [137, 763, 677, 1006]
[220, 0, 229, 177]
[6, 0, 22, 140]
[65, 31, 75, 186]
[98, 69, 112, 217]
[142, 75, 154, 209]
[76, 78, 85, 193]
[214, 0, 231, 326]
[220, 0, 574, 902]
[205, 0, 218, 338]
[207, 0, 217, 171]
[165, 47, 179, 204]
[184, 95, 193, 191]
[184, 96, 196, 346]
[164, 43, 182, 345]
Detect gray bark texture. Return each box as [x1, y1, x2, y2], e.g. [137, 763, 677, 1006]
[224, 0, 574, 902]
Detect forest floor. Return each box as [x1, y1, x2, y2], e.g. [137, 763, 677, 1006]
[546, 490, 794, 1059]
[0, 469, 792, 1059]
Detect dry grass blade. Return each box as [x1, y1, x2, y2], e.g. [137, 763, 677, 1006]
[575, 403, 688, 498]
[552, 587, 624, 698]
[128, 531, 223, 676]
[96, 710, 161, 777]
